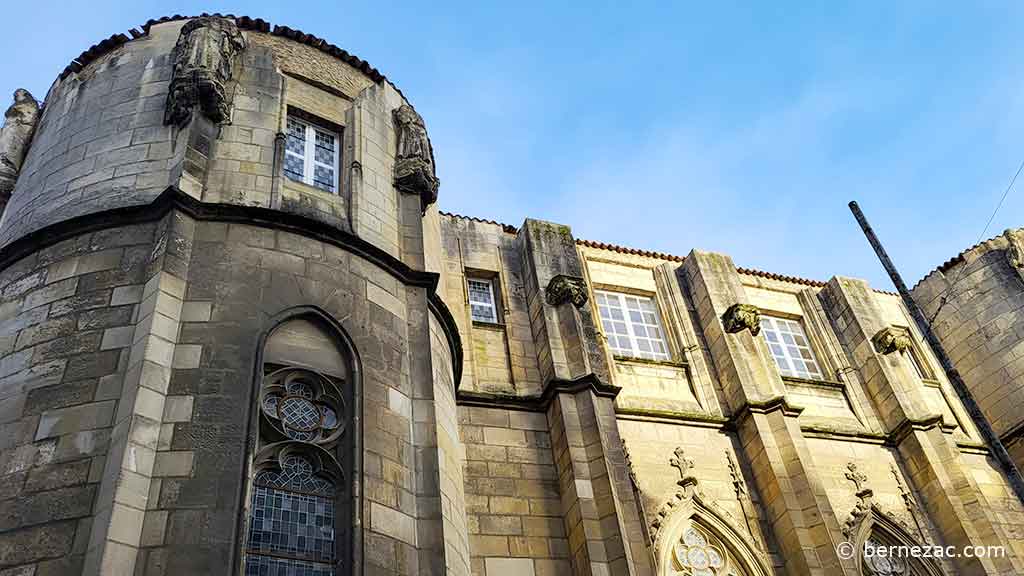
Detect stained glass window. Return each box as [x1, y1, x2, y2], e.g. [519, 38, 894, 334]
[284, 115, 339, 194]
[260, 368, 346, 444]
[246, 455, 336, 575]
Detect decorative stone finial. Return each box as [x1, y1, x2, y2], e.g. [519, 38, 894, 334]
[670, 446, 697, 489]
[165, 16, 247, 127]
[845, 462, 872, 497]
[0, 89, 40, 207]
[721, 303, 761, 336]
[544, 274, 589, 308]
[871, 326, 912, 355]
[393, 104, 439, 208]
[1004, 228, 1024, 272]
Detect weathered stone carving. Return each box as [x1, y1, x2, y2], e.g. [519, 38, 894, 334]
[0, 89, 40, 205]
[871, 326, 912, 355]
[544, 274, 589, 308]
[842, 462, 874, 539]
[721, 303, 761, 336]
[1004, 228, 1024, 273]
[165, 16, 247, 127]
[393, 104, 439, 207]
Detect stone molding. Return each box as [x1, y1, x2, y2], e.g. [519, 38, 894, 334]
[721, 302, 761, 335]
[0, 185, 464, 389]
[455, 372, 620, 412]
[871, 325, 913, 355]
[165, 16, 247, 127]
[544, 274, 589, 308]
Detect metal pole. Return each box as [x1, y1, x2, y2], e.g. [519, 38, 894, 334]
[848, 201, 1024, 505]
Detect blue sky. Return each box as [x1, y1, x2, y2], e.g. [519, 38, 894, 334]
[2, 2, 1022, 289]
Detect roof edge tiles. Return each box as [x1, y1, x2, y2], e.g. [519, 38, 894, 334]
[438, 211, 862, 291]
[56, 13, 387, 86]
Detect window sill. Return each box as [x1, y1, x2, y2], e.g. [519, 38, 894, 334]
[612, 355, 688, 369]
[283, 176, 340, 198]
[471, 320, 505, 331]
[781, 375, 844, 389]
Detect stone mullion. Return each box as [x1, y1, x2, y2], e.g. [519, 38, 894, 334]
[85, 211, 195, 575]
[681, 250, 851, 576]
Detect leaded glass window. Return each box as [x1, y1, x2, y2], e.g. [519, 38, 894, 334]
[246, 454, 337, 575]
[259, 368, 346, 444]
[468, 278, 497, 323]
[244, 356, 351, 575]
[595, 290, 670, 360]
[285, 116, 339, 194]
[759, 316, 823, 379]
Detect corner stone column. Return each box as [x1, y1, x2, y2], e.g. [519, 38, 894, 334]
[680, 249, 852, 576]
[517, 219, 651, 576]
[84, 211, 197, 575]
[820, 276, 1023, 576]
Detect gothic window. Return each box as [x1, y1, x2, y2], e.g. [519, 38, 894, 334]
[759, 316, 823, 379]
[242, 315, 356, 576]
[595, 290, 670, 360]
[285, 115, 340, 194]
[670, 523, 749, 576]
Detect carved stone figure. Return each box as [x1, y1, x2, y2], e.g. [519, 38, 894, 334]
[721, 303, 761, 336]
[872, 326, 912, 355]
[165, 17, 247, 127]
[1004, 228, 1024, 275]
[545, 274, 589, 308]
[0, 89, 40, 205]
[393, 104, 439, 207]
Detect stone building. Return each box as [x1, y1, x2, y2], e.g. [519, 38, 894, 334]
[0, 13, 1020, 576]
[912, 229, 1024, 475]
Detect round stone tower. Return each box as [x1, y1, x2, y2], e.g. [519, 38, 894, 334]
[912, 227, 1024, 472]
[0, 15, 465, 576]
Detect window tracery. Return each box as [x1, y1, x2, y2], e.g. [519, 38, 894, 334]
[242, 314, 356, 576]
[668, 522, 750, 576]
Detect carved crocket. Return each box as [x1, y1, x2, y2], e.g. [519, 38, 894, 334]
[0, 89, 40, 209]
[164, 17, 247, 127]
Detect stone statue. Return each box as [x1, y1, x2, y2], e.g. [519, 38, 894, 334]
[393, 104, 439, 207]
[545, 274, 589, 308]
[165, 16, 247, 127]
[871, 326, 912, 355]
[0, 89, 40, 207]
[721, 303, 761, 336]
[1004, 228, 1024, 275]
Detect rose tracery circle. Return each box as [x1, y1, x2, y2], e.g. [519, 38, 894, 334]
[260, 367, 346, 444]
[673, 526, 729, 576]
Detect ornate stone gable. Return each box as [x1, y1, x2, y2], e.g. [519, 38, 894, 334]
[165, 16, 247, 127]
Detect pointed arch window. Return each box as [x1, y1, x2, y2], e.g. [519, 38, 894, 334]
[241, 314, 357, 576]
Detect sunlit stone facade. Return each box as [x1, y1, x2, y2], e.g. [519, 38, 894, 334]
[0, 14, 1020, 576]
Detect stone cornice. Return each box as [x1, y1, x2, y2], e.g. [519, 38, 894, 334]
[456, 373, 620, 412]
[0, 185, 464, 390]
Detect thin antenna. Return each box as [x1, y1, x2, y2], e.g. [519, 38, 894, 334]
[849, 200, 1024, 505]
